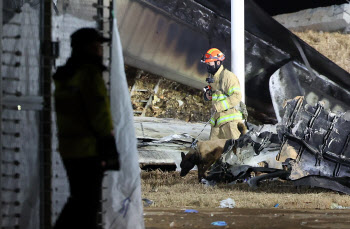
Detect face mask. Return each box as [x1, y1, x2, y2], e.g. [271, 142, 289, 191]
[206, 61, 221, 75]
[206, 64, 217, 74]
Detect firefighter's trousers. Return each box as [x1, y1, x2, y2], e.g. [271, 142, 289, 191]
[209, 121, 244, 140]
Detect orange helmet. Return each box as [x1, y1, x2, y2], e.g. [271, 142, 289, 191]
[201, 48, 225, 63]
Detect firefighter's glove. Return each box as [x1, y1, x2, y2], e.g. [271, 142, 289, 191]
[97, 135, 120, 171]
[206, 75, 215, 84]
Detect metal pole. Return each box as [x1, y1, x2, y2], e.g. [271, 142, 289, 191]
[0, 0, 3, 225]
[97, 0, 104, 30]
[40, 0, 52, 228]
[231, 0, 245, 102]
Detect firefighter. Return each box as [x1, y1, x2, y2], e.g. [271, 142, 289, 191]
[201, 48, 247, 140]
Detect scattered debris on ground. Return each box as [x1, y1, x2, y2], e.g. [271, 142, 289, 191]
[219, 198, 236, 209]
[141, 170, 350, 209]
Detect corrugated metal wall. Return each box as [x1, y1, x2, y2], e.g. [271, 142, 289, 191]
[1, 1, 46, 228]
[1, 0, 111, 228]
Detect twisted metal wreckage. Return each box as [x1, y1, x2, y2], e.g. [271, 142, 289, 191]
[205, 96, 350, 194]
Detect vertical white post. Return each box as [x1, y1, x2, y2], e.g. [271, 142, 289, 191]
[231, 0, 245, 102]
[0, 0, 2, 226]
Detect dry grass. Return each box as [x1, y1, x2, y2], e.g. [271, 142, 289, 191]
[141, 170, 350, 210]
[294, 30, 350, 73]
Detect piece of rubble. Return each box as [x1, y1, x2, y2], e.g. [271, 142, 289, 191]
[219, 198, 236, 208]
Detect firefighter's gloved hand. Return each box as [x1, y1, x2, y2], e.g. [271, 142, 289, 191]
[206, 76, 215, 84]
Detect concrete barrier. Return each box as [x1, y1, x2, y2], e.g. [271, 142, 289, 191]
[273, 3, 350, 32]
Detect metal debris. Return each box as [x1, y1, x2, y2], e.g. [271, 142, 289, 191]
[207, 97, 350, 194]
[135, 117, 210, 169]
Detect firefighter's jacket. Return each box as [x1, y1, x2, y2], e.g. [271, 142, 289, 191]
[53, 58, 113, 159]
[209, 65, 243, 127]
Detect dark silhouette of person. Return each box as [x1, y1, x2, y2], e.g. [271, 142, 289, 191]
[53, 28, 119, 229]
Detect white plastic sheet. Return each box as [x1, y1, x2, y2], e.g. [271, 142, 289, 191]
[102, 15, 144, 229]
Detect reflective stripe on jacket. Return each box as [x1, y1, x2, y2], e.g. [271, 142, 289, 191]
[210, 65, 243, 127]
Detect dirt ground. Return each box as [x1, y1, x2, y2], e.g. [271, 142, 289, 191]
[141, 171, 350, 209]
[142, 171, 350, 228]
[143, 207, 350, 229]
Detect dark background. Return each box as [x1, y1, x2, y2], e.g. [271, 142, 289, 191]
[253, 0, 349, 16]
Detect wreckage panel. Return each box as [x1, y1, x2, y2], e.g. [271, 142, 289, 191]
[281, 137, 350, 180]
[293, 176, 350, 195]
[285, 100, 350, 160]
[326, 118, 350, 157]
[245, 33, 290, 82]
[303, 111, 331, 152]
[338, 164, 350, 178]
[280, 98, 350, 183]
[245, 33, 291, 113]
[293, 63, 350, 113]
[289, 147, 350, 179]
[271, 62, 350, 123]
[134, 117, 210, 170]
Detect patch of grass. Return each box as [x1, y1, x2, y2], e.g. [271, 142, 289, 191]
[141, 170, 350, 210]
[293, 30, 350, 73]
